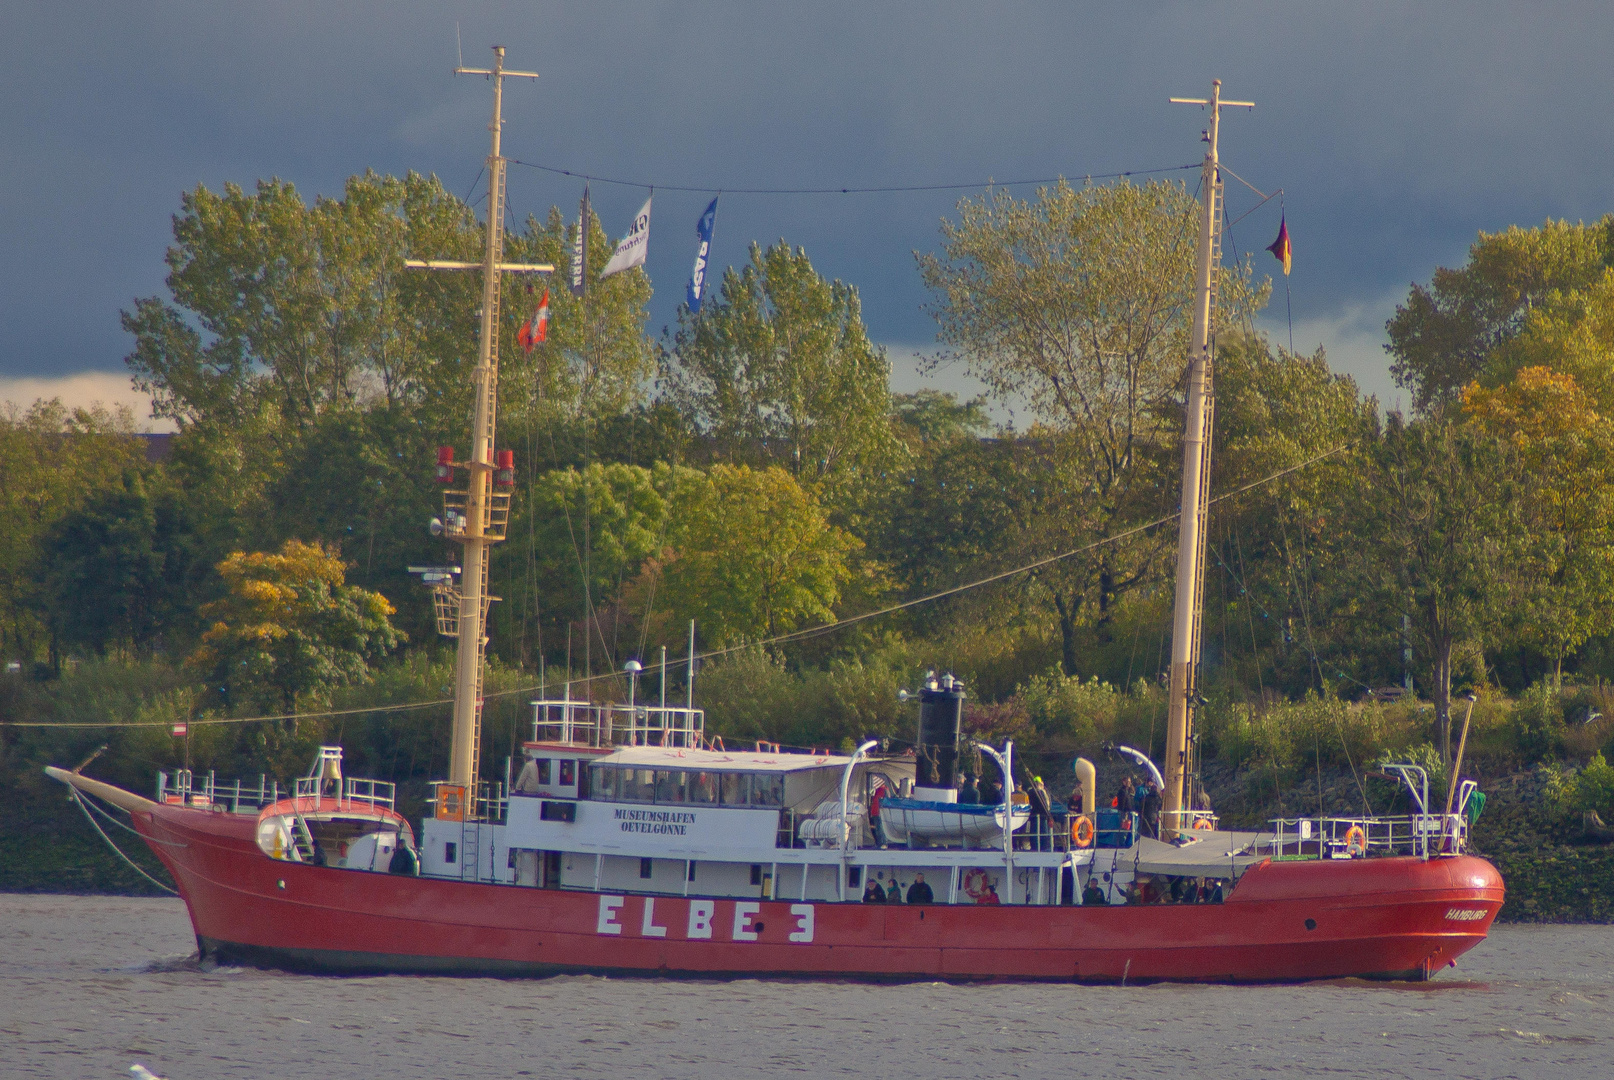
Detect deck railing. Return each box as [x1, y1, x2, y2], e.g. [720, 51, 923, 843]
[1268, 813, 1468, 860]
[157, 769, 283, 813]
[530, 699, 705, 749]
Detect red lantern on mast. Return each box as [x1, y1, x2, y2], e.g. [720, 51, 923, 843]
[436, 446, 455, 483]
[495, 449, 515, 487]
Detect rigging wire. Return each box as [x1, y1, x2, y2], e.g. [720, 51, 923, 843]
[67, 788, 178, 895]
[506, 158, 1201, 195]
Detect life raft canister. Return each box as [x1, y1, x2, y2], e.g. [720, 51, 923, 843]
[1344, 825, 1367, 856]
[1071, 815, 1095, 849]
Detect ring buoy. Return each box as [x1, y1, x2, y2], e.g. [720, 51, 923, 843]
[961, 867, 990, 900]
[1344, 825, 1367, 856]
[1192, 817, 1213, 830]
[1071, 816, 1095, 849]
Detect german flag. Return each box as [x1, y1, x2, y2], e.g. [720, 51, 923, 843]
[1266, 216, 1291, 276]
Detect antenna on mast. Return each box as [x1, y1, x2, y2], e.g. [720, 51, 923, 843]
[456, 22, 463, 70]
[1160, 80, 1252, 836]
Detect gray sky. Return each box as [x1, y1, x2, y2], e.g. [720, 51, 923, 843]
[4, 2, 1611, 424]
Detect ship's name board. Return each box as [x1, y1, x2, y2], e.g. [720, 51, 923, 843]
[614, 807, 699, 835]
[597, 894, 814, 943]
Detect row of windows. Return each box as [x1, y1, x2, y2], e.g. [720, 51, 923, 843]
[590, 766, 785, 807]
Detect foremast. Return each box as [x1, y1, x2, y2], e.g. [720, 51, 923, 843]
[405, 47, 548, 818]
[1162, 81, 1252, 832]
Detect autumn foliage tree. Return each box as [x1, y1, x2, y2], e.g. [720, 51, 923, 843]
[188, 539, 403, 713]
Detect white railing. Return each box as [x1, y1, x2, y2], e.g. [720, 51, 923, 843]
[291, 775, 397, 812]
[157, 769, 283, 813]
[530, 698, 705, 749]
[1268, 812, 1469, 860]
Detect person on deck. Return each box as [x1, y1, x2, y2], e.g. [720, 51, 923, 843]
[869, 781, 887, 847]
[907, 873, 935, 905]
[1082, 879, 1108, 905]
[1139, 780, 1162, 839]
[982, 776, 1003, 806]
[1028, 775, 1053, 852]
[979, 879, 1001, 904]
[1116, 776, 1136, 816]
[513, 756, 541, 794]
[862, 878, 887, 903]
[958, 772, 980, 805]
[388, 837, 419, 876]
[886, 876, 904, 903]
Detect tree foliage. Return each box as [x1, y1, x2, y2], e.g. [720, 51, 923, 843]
[917, 179, 1268, 673]
[1385, 217, 1614, 413]
[658, 465, 859, 646]
[188, 539, 403, 713]
[660, 241, 902, 511]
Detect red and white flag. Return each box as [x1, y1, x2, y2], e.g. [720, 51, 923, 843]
[518, 288, 550, 353]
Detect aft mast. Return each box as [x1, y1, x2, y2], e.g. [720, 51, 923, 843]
[405, 47, 549, 821]
[1162, 81, 1252, 834]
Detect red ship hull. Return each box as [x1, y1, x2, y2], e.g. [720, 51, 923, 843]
[128, 800, 1504, 983]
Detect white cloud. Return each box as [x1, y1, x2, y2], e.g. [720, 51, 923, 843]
[882, 343, 1024, 429]
[0, 371, 174, 432]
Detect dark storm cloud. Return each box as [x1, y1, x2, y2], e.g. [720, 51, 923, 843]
[3, 2, 1610, 406]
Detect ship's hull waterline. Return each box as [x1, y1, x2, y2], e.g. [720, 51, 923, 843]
[128, 795, 1501, 984]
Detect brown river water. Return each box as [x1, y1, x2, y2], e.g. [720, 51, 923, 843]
[1, 894, 1610, 1079]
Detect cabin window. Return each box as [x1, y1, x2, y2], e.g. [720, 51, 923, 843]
[653, 770, 687, 804]
[445, 841, 458, 864]
[559, 760, 576, 786]
[752, 774, 784, 807]
[688, 861, 697, 882]
[720, 772, 750, 806]
[640, 858, 653, 879]
[623, 769, 655, 803]
[750, 864, 763, 885]
[577, 762, 591, 799]
[591, 765, 619, 801]
[848, 867, 862, 888]
[536, 758, 552, 785]
[687, 771, 718, 805]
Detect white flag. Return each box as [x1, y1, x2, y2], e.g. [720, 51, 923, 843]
[600, 195, 652, 278]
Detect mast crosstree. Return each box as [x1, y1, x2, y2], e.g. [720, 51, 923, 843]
[1162, 81, 1252, 833]
[404, 46, 550, 815]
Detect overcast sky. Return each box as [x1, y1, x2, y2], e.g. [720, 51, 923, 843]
[4, 3, 1611, 425]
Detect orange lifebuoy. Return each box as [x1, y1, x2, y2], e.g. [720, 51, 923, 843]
[1071, 815, 1095, 849]
[1193, 817, 1213, 830]
[1344, 825, 1367, 856]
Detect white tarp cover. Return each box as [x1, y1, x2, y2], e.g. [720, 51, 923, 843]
[1127, 833, 1275, 877]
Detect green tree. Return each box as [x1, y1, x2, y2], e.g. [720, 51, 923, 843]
[659, 241, 902, 512]
[188, 539, 404, 713]
[658, 464, 859, 646]
[1202, 332, 1374, 696]
[1340, 417, 1520, 761]
[917, 179, 1267, 674]
[501, 461, 701, 666]
[1464, 367, 1614, 684]
[0, 401, 149, 667]
[1385, 217, 1613, 413]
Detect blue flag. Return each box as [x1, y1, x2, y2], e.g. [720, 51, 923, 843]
[686, 196, 718, 314]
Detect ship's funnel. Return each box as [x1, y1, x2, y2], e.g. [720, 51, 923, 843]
[913, 673, 964, 802]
